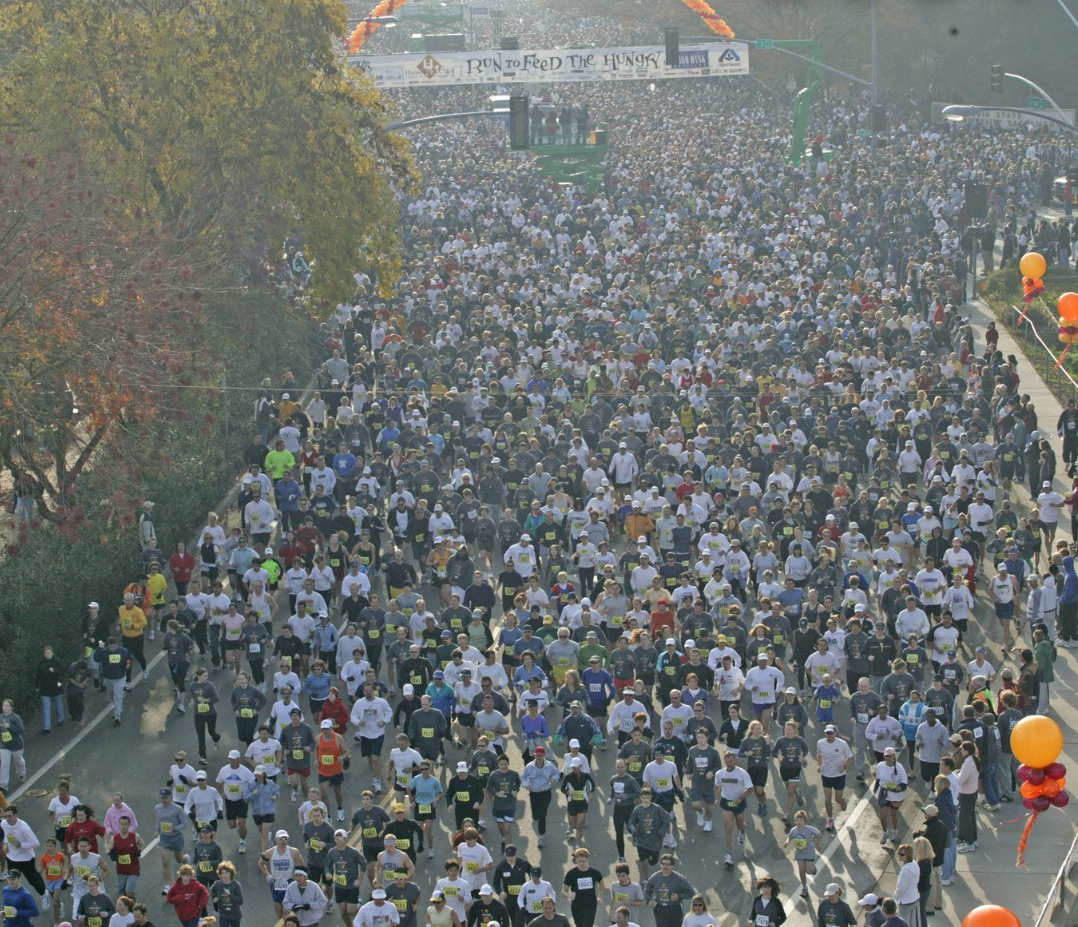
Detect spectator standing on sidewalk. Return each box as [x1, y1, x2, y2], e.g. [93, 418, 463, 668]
[35, 646, 65, 735]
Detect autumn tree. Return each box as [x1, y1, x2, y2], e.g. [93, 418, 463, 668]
[0, 0, 414, 308]
[0, 142, 222, 524]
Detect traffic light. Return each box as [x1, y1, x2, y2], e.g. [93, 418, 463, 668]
[964, 181, 988, 220]
[664, 27, 679, 67]
[509, 94, 529, 150]
[991, 64, 1003, 94]
[500, 36, 519, 50]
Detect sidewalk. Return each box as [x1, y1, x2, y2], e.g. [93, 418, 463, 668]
[870, 300, 1078, 926]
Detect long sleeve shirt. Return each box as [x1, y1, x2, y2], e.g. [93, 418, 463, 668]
[520, 760, 561, 792]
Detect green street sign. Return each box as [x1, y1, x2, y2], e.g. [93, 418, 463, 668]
[755, 39, 774, 49]
[1028, 95, 1048, 110]
[857, 128, 871, 137]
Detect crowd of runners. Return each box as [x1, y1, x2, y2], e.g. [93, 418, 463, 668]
[5, 4, 1078, 927]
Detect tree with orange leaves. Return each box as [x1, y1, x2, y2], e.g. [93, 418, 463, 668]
[0, 142, 217, 523]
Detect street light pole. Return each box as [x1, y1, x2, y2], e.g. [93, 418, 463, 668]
[870, 0, 878, 156]
[1054, 0, 1078, 32]
[1004, 71, 1074, 127]
[942, 104, 1078, 135]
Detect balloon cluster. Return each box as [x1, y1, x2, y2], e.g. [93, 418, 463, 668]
[1021, 251, 1046, 308]
[1010, 716, 1068, 866]
[1018, 761, 1069, 810]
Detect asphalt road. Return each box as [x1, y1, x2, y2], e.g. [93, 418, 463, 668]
[6, 561, 967, 927]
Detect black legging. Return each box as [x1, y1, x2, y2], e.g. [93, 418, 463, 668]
[570, 900, 596, 927]
[169, 661, 190, 693]
[528, 790, 552, 835]
[194, 712, 221, 759]
[958, 791, 978, 845]
[7, 857, 45, 894]
[125, 636, 147, 680]
[612, 804, 633, 859]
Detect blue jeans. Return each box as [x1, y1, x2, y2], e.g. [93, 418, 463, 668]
[941, 831, 957, 881]
[983, 761, 1001, 806]
[39, 695, 64, 730]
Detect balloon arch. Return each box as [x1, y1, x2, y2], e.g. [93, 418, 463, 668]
[346, 0, 734, 54]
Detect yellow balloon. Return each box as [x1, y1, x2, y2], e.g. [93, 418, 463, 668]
[1011, 715, 1064, 768]
[1021, 252, 1047, 279]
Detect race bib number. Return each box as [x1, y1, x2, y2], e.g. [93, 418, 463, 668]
[160, 822, 174, 834]
[249, 644, 261, 653]
[199, 861, 213, 872]
[466, 861, 478, 873]
[794, 837, 807, 850]
[857, 712, 869, 724]
[240, 709, 254, 718]
[456, 792, 470, 803]
[0, 732, 9, 742]
[572, 790, 586, 801]
[309, 838, 324, 852]
[322, 754, 335, 766]
[198, 703, 211, 714]
[117, 854, 132, 866]
[656, 778, 670, 789]
[756, 916, 770, 927]
[393, 898, 409, 912]
[422, 728, 435, 739]
[363, 827, 377, 839]
[226, 783, 242, 798]
[820, 699, 832, 709]
[77, 866, 90, 878]
[109, 654, 121, 664]
[335, 872, 347, 885]
[576, 877, 593, 890]
[419, 803, 432, 815]
[293, 748, 306, 760]
[47, 864, 63, 878]
[369, 629, 381, 639]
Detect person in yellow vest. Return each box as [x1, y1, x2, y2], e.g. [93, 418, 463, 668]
[146, 563, 169, 639]
[118, 593, 148, 687]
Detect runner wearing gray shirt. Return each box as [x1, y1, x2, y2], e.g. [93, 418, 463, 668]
[642, 856, 694, 927]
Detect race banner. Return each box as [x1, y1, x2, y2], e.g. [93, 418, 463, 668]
[350, 43, 749, 89]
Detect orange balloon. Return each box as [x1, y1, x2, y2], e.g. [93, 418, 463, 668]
[1011, 715, 1065, 768]
[1043, 779, 1062, 798]
[1021, 252, 1047, 278]
[1021, 780, 1044, 799]
[1060, 292, 1078, 323]
[962, 904, 1022, 927]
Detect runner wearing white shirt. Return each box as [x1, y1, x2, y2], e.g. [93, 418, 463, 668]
[743, 655, 784, 726]
[503, 536, 538, 578]
[815, 726, 853, 831]
[350, 688, 393, 794]
[1037, 482, 1065, 545]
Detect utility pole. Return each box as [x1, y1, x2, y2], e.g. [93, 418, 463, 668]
[870, 0, 878, 156]
[222, 368, 229, 443]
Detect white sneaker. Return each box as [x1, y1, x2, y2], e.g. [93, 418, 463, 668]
[724, 854, 733, 866]
[703, 820, 712, 832]
[143, 670, 149, 681]
[148, 629, 156, 640]
[880, 832, 889, 846]
[291, 789, 299, 802]
[737, 830, 745, 846]
[238, 840, 247, 854]
[696, 812, 705, 827]
[41, 895, 51, 911]
[337, 809, 345, 822]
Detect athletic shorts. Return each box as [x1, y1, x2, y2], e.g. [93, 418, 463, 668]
[335, 887, 360, 905]
[689, 785, 715, 804]
[779, 764, 802, 783]
[253, 813, 275, 826]
[752, 702, 775, 715]
[457, 714, 475, 727]
[995, 601, 1015, 620]
[720, 798, 746, 815]
[319, 772, 344, 787]
[287, 766, 311, 777]
[222, 640, 243, 652]
[493, 810, 516, 823]
[748, 767, 768, 788]
[224, 799, 249, 820]
[360, 736, 385, 757]
[822, 774, 847, 791]
[637, 847, 660, 866]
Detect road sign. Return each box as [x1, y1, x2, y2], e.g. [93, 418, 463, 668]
[756, 38, 774, 49]
[1028, 95, 1048, 110]
[857, 128, 871, 137]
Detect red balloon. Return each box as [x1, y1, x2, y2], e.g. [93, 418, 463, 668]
[962, 904, 1023, 927]
[1052, 791, 1071, 808]
[1046, 762, 1067, 780]
[1028, 768, 1047, 785]
[1023, 797, 1037, 809]
[1035, 796, 1052, 812]
[1017, 765, 1032, 783]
